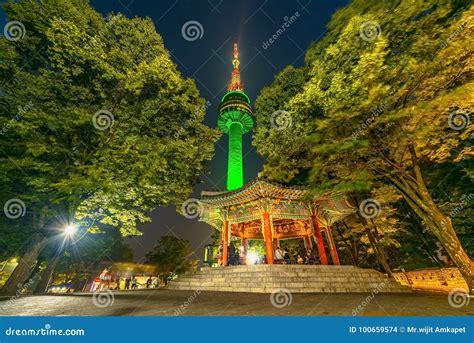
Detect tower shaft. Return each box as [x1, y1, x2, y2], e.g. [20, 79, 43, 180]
[227, 122, 243, 190]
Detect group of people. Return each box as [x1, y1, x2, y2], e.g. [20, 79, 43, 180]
[217, 243, 320, 265]
[275, 246, 319, 265]
[95, 267, 172, 292]
[217, 243, 242, 265]
[116, 275, 163, 290]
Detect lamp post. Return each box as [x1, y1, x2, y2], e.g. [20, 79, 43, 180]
[34, 223, 76, 293]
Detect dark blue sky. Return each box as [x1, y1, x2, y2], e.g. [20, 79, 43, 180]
[2, 0, 349, 261]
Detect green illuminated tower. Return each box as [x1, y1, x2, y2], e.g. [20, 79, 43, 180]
[218, 42, 253, 191]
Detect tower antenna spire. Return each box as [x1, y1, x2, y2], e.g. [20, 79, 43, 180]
[228, 42, 243, 91]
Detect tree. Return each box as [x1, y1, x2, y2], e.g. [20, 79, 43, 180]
[37, 226, 134, 293]
[0, 0, 219, 295]
[253, 0, 473, 290]
[145, 236, 198, 275]
[253, 65, 309, 183]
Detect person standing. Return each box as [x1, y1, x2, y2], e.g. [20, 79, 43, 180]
[124, 277, 131, 290]
[217, 244, 223, 266]
[131, 276, 137, 289]
[305, 249, 316, 264]
[152, 276, 160, 288]
[283, 248, 291, 263]
[228, 243, 236, 265]
[274, 247, 284, 262]
[115, 277, 121, 290]
[297, 255, 304, 264]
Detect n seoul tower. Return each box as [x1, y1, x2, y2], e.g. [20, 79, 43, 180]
[217, 42, 254, 191]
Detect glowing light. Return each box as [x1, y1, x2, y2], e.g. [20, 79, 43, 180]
[247, 252, 258, 265]
[64, 224, 76, 236]
[218, 42, 254, 191]
[227, 122, 243, 190]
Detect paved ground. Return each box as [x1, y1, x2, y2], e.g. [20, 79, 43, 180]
[1, 289, 472, 316]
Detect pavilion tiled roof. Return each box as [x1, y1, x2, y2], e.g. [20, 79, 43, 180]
[200, 178, 355, 221]
[200, 178, 307, 207]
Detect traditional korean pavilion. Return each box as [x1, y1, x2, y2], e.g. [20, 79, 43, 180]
[199, 43, 354, 265]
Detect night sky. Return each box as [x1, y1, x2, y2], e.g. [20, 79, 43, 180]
[2, 0, 349, 261]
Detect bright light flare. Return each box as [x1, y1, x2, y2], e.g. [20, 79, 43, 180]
[64, 224, 76, 236]
[246, 252, 258, 265]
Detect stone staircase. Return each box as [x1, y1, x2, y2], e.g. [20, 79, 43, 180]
[167, 265, 411, 293]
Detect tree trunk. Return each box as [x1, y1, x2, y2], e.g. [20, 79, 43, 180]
[335, 222, 358, 266]
[427, 211, 473, 292]
[1, 233, 47, 295]
[34, 252, 60, 294]
[381, 146, 473, 292]
[366, 228, 393, 278]
[352, 195, 393, 277]
[401, 192, 473, 292]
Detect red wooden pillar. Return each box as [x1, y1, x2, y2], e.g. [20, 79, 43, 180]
[222, 220, 229, 266]
[326, 226, 340, 265]
[310, 215, 328, 265]
[263, 212, 274, 264]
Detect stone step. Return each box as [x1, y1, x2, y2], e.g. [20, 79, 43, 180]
[175, 277, 392, 285]
[178, 272, 387, 277]
[169, 282, 405, 292]
[171, 280, 404, 287]
[189, 267, 383, 273]
[178, 271, 390, 278]
[167, 285, 411, 293]
[168, 265, 411, 293]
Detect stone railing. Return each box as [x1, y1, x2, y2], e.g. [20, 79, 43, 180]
[393, 267, 469, 293]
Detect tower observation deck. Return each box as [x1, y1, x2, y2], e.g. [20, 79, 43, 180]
[217, 42, 253, 191]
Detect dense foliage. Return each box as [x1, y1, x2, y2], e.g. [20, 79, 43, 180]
[145, 235, 198, 275]
[254, 0, 473, 287]
[0, 0, 219, 294]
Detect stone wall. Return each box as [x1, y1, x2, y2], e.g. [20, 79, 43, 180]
[393, 267, 469, 293]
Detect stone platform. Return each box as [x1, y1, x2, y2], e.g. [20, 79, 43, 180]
[167, 265, 411, 293]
